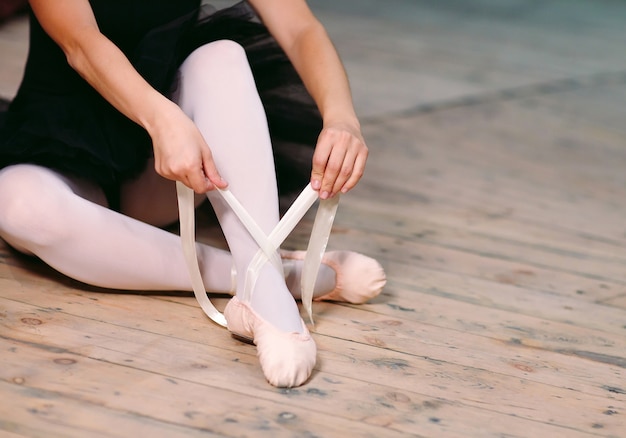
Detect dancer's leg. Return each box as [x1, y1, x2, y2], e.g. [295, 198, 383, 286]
[174, 40, 304, 333]
[0, 164, 234, 292]
[0, 163, 339, 298]
[0, 55, 340, 304]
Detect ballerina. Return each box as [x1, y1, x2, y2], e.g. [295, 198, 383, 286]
[0, 0, 386, 387]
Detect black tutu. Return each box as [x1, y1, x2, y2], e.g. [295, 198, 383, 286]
[0, 1, 321, 201]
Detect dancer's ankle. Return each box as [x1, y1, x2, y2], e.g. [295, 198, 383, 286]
[283, 259, 337, 299]
[247, 267, 303, 334]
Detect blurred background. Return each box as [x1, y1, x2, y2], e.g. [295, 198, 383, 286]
[3, 0, 626, 118]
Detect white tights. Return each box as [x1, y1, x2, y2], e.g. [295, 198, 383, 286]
[0, 40, 335, 333]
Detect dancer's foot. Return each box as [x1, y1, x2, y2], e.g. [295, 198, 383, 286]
[248, 267, 304, 333]
[228, 251, 387, 302]
[224, 296, 316, 387]
[281, 250, 387, 304]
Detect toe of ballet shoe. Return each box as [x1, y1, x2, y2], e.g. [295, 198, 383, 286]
[281, 250, 387, 304]
[224, 297, 316, 388]
[254, 318, 316, 387]
[316, 251, 387, 304]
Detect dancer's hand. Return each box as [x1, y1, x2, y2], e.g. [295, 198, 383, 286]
[311, 122, 368, 199]
[150, 104, 228, 193]
[249, 0, 368, 199]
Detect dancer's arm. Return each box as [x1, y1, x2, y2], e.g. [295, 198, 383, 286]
[29, 0, 227, 193]
[249, 0, 368, 199]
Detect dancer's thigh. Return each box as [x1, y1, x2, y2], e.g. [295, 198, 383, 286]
[0, 164, 108, 254]
[120, 158, 205, 227]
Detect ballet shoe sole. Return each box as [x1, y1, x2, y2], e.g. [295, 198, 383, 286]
[231, 332, 255, 345]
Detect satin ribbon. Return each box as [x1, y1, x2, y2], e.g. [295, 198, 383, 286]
[176, 181, 339, 327]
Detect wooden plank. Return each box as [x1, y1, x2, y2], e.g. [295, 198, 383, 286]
[602, 294, 626, 312]
[0, 380, 220, 438]
[154, 291, 626, 405]
[348, 282, 626, 363]
[4, 269, 626, 371]
[359, 160, 626, 245]
[1, 336, 599, 438]
[1, 295, 620, 437]
[385, 267, 626, 336]
[316, 301, 626, 394]
[333, 204, 626, 287]
[0, 343, 410, 438]
[284, 224, 626, 309]
[3, 276, 626, 426]
[346, 205, 625, 267]
[342, 195, 626, 268]
[359, 99, 626, 240]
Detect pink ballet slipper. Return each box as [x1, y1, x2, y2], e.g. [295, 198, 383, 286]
[281, 250, 387, 304]
[224, 296, 316, 388]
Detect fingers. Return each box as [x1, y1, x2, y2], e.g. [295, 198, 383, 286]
[311, 127, 368, 199]
[311, 137, 332, 194]
[339, 146, 367, 193]
[201, 148, 228, 190]
[185, 168, 214, 194]
[150, 108, 229, 193]
[182, 152, 227, 194]
[154, 148, 227, 194]
[322, 143, 349, 197]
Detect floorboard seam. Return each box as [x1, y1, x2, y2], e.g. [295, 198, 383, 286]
[362, 70, 626, 125]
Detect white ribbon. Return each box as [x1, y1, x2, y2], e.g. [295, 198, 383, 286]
[176, 181, 339, 327]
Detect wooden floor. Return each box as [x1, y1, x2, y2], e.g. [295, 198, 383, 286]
[2, 1, 626, 437]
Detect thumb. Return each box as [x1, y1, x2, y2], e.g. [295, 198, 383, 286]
[311, 141, 331, 191]
[202, 149, 228, 190]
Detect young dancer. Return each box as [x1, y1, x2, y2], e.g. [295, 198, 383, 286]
[0, 0, 385, 387]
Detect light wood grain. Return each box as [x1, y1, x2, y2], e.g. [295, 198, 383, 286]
[2, 0, 626, 436]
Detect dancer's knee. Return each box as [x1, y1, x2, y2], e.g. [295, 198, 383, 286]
[175, 39, 257, 117]
[186, 39, 248, 69]
[0, 165, 74, 250]
[180, 40, 253, 88]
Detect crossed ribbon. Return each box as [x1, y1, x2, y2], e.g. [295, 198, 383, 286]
[176, 181, 339, 327]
